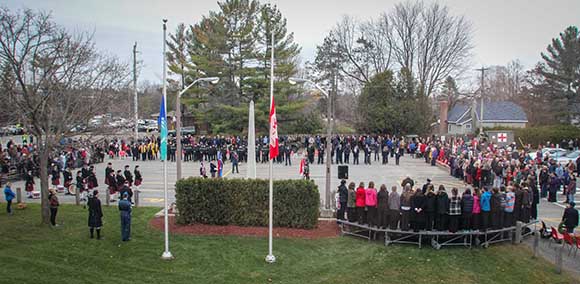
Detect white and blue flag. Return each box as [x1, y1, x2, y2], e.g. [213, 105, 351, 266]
[158, 95, 168, 161]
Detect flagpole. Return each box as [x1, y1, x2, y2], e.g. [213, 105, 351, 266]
[161, 19, 173, 260]
[265, 18, 276, 264]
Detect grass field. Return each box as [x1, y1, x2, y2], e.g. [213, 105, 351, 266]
[0, 204, 576, 284]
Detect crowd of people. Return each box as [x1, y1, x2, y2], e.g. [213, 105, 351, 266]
[414, 136, 580, 207]
[336, 177, 545, 233]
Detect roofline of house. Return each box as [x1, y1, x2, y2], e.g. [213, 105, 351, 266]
[451, 108, 471, 124]
[479, 120, 529, 123]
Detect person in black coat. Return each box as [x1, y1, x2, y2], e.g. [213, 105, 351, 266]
[435, 186, 449, 231]
[411, 189, 426, 232]
[337, 180, 348, 221]
[461, 188, 474, 230]
[134, 165, 143, 187]
[124, 165, 133, 186]
[376, 184, 389, 229]
[562, 202, 579, 233]
[490, 187, 503, 230]
[529, 177, 540, 220]
[88, 190, 103, 239]
[424, 186, 437, 230]
[116, 170, 125, 190]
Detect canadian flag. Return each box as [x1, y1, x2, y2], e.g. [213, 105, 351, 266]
[269, 95, 279, 160]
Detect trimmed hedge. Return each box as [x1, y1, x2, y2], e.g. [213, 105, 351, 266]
[175, 178, 320, 229]
[483, 125, 580, 146]
[514, 125, 580, 147]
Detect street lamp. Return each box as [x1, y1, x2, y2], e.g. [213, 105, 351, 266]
[288, 77, 333, 214]
[175, 76, 220, 180]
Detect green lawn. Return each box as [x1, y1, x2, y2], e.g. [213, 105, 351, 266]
[0, 204, 576, 284]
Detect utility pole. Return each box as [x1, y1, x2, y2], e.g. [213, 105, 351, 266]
[475, 66, 488, 136]
[133, 42, 139, 143]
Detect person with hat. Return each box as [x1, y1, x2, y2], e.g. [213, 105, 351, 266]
[134, 165, 143, 188]
[88, 190, 103, 239]
[422, 178, 432, 194]
[336, 179, 348, 221]
[124, 165, 133, 187]
[118, 192, 132, 241]
[562, 202, 579, 233]
[119, 181, 133, 204]
[48, 188, 59, 226]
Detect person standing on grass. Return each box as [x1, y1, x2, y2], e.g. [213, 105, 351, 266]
[119, 192, 132, 241]
[347, 182, 357, 222]
[88, 190, 103, 240]
[336, 180, 348, 221]
[48, 188, 59, 226]
[4, 182, 15, 215]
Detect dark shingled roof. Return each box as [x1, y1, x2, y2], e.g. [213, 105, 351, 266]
[447, 104, 470, 123]
[448, 101, 528, 124]
[474, 101, 528, 122]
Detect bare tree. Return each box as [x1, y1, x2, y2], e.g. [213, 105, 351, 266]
[317, 1, 472, 99]
[0, 8, 129, 224]
[390, 1, 422, 73]
[485, 60, 526, 101]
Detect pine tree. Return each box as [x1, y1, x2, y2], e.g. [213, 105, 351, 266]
[177, 0, 320, 134]
[538, 26, 580, 98]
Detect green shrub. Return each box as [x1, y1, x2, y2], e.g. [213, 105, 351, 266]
[175, 178, 320, 229]
[513, 125, 580, 147]
[482, 125, 580, 146]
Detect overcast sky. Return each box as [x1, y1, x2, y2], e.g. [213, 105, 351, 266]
[4, 0, 580, 84]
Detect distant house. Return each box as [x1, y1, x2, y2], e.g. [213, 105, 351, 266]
[444, 101, 528, 135]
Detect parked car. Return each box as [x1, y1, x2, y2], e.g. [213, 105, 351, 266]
[529, 147, 569, 160]
[556, 150, 580, 164]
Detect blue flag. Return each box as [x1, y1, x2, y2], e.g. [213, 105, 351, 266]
[158, 95, 168, 161]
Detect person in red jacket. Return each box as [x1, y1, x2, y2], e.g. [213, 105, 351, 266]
[355, 182, 366, 224]
[365, 181, 378, 227]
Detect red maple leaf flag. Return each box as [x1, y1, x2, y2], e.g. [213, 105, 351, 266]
[269, 96, 279, 160]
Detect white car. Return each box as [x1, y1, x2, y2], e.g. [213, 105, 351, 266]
[556, 150, 580, 164]
[529, 148, 569, 160]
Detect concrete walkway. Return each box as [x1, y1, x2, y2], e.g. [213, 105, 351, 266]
[524, 235, 580, 278]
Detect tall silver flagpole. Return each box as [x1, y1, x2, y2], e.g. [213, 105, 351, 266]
[161, 19, 173, 260]
[265, 18, 276, 264]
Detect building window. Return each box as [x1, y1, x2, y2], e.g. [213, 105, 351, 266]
[448, 124, 451, 132]
[465, 124, 471, 129]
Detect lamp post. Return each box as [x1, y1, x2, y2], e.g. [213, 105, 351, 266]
[289, 77, 332, 212]
[175, 77, 220, 180]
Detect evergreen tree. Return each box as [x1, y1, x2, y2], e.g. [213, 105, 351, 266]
[538, 26, 580, 98]
[175, 0, 320, 134]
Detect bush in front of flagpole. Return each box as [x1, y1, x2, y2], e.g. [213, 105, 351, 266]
[175, 178, 320, 229]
